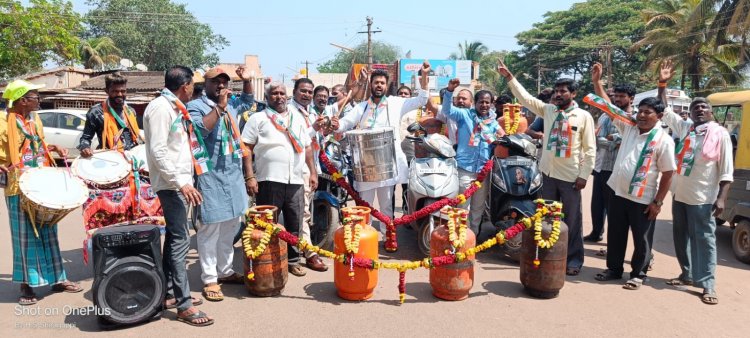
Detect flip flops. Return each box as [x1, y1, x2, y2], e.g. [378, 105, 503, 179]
[202, 284, 224, 302]
[177, 309, 214, 327]
[51, 281, 83, 293]
[702, 290, 719, 305]
[18, 285, 37, 306]
[164, 296, 203, 309]
[594, 269, 622, 281]
[623, 277, 643, 290]
[666, 278, 693, 286]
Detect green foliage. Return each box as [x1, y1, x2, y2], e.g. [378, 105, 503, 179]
[317, 41, 401, 73]
[448, 40, 489, 62]
[84, 0, 228, 71]
[0, 0, 82, 80]
[514, 0, 649, 96]
[79, 36, 122, 70]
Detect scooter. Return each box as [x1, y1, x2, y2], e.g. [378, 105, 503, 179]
[405, 122, 459, 255]
[311, 136, 351, 250]
[489, 133, 543, 261]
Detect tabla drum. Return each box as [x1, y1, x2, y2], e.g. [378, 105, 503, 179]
[72, 150, 130, 189]
[125, 144, 149, 174]
[345, 127, 397, 182]
[19, 167, 88, 228]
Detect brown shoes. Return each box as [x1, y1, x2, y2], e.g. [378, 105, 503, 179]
[305, 254, 328, 272]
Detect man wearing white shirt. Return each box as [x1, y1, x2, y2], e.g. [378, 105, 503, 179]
[242, 82, 318, 277]
[287, 78, 328, 272]
[590, 63, 676, 291]
[336, 62, 431, 235]
[144, 66, 212, 326]
[658, 60, 732, 305]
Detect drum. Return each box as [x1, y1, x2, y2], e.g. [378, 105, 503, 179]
[19, 167, 88, 228]
[346, 127, 397, 182]
[72, 150, 130, 189]
[125, 144, 149, 174]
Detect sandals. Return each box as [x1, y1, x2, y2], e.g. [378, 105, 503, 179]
[623, 277, 643, 290]
[18, 285, 37, 306]
[217, 272, 244, 285]
[164, 296, 203, 309]
[595, 248, 607, 257]
[51, 281, 83, 293]
[565, 267, 581, 276]
[177, 308, 214, 327]
[202, 284, 224, 302]
[701, 290, 719, 305]
[666, 278, 692, 286]
[594, 269, 622, 282]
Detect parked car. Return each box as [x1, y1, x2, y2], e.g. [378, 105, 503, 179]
[34, 109, 97, 160]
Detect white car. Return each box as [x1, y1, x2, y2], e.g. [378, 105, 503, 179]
[35, 109, 98, 160]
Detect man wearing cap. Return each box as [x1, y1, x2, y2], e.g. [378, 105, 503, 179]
[186, 66, 255, 301]
[78, 72, 142, 156]
[0, 80, 82, 305]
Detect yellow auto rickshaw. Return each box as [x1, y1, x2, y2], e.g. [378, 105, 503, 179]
[707, 90, 750, 264]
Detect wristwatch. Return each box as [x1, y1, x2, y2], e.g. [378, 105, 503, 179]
[652, 200, 664, 206]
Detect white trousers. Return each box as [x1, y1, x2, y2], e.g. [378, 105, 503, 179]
[302, 171, 314, 258]
[358, 185, 394, 233]
[458, 168, 490, 235]
[197, 217, 240, 284]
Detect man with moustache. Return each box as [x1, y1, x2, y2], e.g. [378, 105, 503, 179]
[242, 82, 318, 277]
[442, 78, 501, 234]
[186, 66, 255, 301]
[499, 61, 596, 276]
[336, 62, 430, 236]
[287, 79, 328, 273]
[78, 72, 141, 155]
[585, 82, 635, 243]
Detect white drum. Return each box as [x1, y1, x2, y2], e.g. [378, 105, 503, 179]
[126, 144, 149, 174]
[72, 150, 130, 189]
[19, 167, 88, 227]
[345, 127, 397, 182]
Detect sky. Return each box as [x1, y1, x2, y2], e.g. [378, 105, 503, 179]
[67, 0, 581, 82]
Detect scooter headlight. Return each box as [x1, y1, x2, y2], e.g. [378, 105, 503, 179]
[493, 172, 507, 192]
[529, 172, 542, 193]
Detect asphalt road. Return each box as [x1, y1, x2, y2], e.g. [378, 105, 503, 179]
[1, 183, 748, 337]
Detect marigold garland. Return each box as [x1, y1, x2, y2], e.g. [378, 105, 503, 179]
[503, 104, 522, 135]
[242, 211, 281, 280]
[443, 206, 468, 250]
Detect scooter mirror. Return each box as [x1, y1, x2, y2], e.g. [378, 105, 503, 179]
[407, 121, 425, 134]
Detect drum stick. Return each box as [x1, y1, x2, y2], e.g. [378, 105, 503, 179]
[337, 90, 354, 113]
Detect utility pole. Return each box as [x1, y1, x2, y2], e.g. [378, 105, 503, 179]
[603, 42, 614, 90]
[358, 16, 381, 69]
[301, 60, 311, 79]
[537, 57, 542, 94]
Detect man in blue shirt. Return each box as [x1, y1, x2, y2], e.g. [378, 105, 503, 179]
[442, 78, 502, 234]
[186, 66, 255, 302]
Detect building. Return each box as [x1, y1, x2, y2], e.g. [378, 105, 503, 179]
[634, 88, 692, 113]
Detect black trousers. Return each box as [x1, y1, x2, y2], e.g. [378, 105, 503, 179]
[606, 194, 655, 279]
[590, 170, 613, 238]
[257, 181, 304, 263]
[542, 175, 584, 269]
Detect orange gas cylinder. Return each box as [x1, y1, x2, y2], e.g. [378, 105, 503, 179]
[243, 205, 288, 297]
[334, 207, 379, 300]
[429, 207, 475, 301]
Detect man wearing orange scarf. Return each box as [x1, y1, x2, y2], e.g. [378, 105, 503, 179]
[78, 72, 142, 156]
[0, 80, 82, 306]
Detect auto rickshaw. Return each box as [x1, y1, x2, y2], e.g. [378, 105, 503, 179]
[707, 90, 750, 264]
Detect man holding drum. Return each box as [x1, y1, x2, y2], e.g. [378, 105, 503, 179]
[0, 80, 82, 306]
[335, 61, 431, 234]
[78, 72, 142, 156]
[186, 66, 255, 301]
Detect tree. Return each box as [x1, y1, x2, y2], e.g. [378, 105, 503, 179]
[317, 41, 401, 73]
[633, 0, 747, 95]
[448, 40, 489, 62]
[0, 0, 82, 80]
[79, 37, 122, 70]
[84, 0, 228, 71]
[514, 0, 649, 96]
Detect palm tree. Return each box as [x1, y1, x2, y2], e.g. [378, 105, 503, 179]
[449, 40, 488, 62]
[632, 0, 746, 94]
[79, 37, 122, 70]
[690, 0, 750, 64]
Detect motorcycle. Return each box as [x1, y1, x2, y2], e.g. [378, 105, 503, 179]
[311, 135, 351, 250]
[404, 122, 460, 255]
[489, 133, 543, 261]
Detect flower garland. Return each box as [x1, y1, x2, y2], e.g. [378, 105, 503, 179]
[503, 104, 522, 135]
[530, 199, 563, 268]
[443, 206, 468, 250]
[319, 151, 494, 252]
[242, 212, 281, 280]
[343, 217, 364, 254]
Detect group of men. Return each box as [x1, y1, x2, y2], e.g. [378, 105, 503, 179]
[0, 53, 733, 327]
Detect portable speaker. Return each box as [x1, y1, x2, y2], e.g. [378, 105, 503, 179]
[92, 224, 165, 326]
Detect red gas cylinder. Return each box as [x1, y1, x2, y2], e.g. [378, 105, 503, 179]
[243, 205, 288, 297]
[334, 206, 379, 300]
[430, 207, 476, 301]
[519, 212, 568, 299]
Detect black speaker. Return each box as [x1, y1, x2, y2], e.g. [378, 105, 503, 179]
[92, 224, 165, 327]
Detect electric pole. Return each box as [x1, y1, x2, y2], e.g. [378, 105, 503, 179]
[301, 60, 311, 79]
[602, 42, 614, 90]
[358, 16, 381, 69]
[537, 57, 542, 94]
